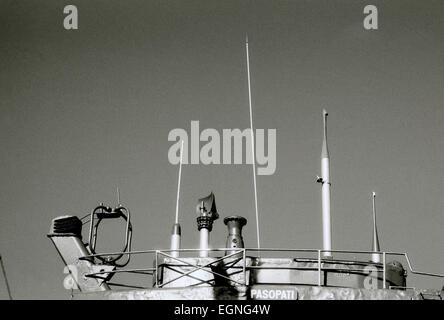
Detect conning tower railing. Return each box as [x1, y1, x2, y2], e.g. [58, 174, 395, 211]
[80, 248, 444, 290]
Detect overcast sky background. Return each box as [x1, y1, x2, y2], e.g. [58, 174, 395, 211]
[0, 0, 443, 299]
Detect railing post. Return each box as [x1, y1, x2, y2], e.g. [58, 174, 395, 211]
[243, 249, 247, 285]
[155, 250, 159, 288]
[382, 252, 386, 289]
[318, 250, 322, 286]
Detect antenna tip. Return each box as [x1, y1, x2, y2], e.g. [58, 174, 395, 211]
[246, 34, 249, 43]
[323, 109, 328, 117]
[372, 191, 376, 197]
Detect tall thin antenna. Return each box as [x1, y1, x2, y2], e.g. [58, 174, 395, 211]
[371, 191, 381, 263]
[170, 140, 184, 258]
[175, 140, 184, 224]
[246, 34, 261, 249]
[116, 187, 121, 206]
[319, 109, 332, 257]
[0, 255, 12, 300]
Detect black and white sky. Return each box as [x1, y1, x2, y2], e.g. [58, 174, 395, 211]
[0, 0, 443, 299]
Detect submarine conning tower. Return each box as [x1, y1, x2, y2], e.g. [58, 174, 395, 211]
[47, 202, 410, 298]
[46, 109, 444, 300]
[157, 201, 407, 290]
[45, 38, 444, 299]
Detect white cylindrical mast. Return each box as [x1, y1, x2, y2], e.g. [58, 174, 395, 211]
[321, 109, 332, 257]
[245, 34, 261, 250]
[196, 193, 218, 258]
[170, 224, 181, 258]
[197, 200, 211, 258]
[199, 228, 209, 258]
[371, 191, 381, 263]
[170, 140, 184, 258]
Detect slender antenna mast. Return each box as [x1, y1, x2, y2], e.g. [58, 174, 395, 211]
[371, 191, 381, 263]
[319, 109, 332, 257]
[116, 187, 121, 206]
[0, 255, 12, 300]
[246, 34, 261, 249]
[175, 140, 184, 224]
[170, 140, 184, 258]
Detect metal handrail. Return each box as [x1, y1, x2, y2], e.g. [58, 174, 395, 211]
[80, 247, 444, 290]
[156, 249, 246, 288]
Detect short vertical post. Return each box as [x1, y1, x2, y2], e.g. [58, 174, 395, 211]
[243, 249, 246, 285]
[382, 252, 386, 289]
[318, 250, 322, 286]
[155, 250, 159, 288]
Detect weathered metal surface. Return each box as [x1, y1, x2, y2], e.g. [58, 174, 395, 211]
[48, 235, 112, 292]
[75, 285, 439, 300]
[291, 286, 419, 300]
[78, 286, 248, 300]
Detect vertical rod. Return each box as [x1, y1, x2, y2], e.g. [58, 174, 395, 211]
[243, 249, 247, 285]
[175, 140, 184, 225]
[116, 187, 121, 206]
[246, 34, 261, 250]
[382, 252, 386, 289]
[318, 250, 322, 286]
[0, 256, 12, 300]
[155, 251, 159, 288]
[371, 191, 381, 263]
[171, 140, 184, 258]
